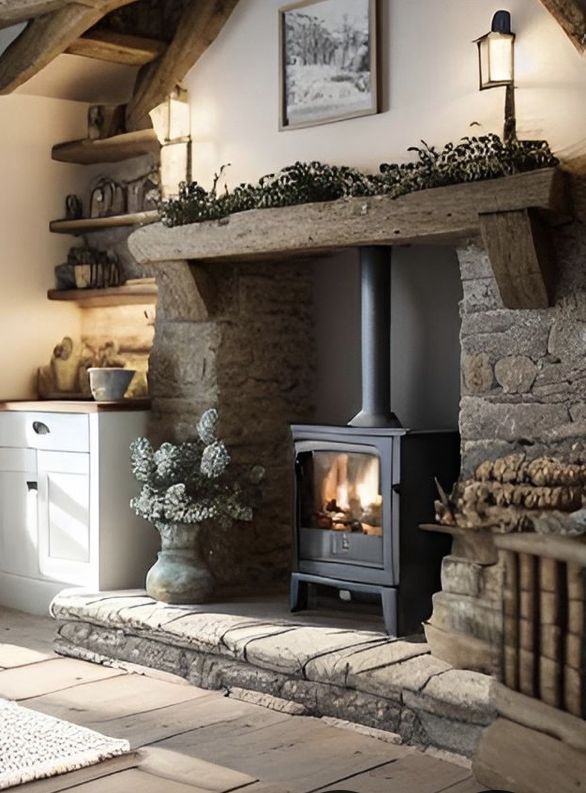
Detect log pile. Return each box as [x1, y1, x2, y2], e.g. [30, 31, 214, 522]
[435, 454, 586, 534]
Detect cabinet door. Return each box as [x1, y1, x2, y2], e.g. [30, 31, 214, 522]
[37, 451, 92, 586]
[0, 448, 39, 579]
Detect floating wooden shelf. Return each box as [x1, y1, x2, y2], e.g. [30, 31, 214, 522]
[52, 130, 160, 165]
[47, 283, 158, 308]
[50, 211, 159, 235]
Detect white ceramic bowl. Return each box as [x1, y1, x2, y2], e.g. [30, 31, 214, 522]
[87, 367, 135, 402]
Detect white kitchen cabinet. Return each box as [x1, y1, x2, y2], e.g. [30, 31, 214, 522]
[0, 404, 159, 614]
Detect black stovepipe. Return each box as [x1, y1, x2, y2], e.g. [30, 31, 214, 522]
[349, 245, 402, 428]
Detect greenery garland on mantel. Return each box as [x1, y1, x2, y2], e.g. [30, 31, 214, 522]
[160, 134, 558, 228]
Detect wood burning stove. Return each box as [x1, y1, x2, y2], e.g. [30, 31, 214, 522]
[290, 247, 460, 635]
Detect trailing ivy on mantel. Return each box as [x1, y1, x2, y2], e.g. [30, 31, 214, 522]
[160, 134, 558, 228]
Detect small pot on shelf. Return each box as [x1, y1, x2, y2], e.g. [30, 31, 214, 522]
[88, 367, 135, 401]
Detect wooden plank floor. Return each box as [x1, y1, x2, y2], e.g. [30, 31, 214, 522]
[0, 606, 486, 793]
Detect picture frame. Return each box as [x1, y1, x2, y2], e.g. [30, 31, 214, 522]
[279, 0, 379, 131]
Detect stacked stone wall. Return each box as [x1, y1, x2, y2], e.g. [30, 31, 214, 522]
[147, 258, 315, 594]
[428, 212, 586, 671]
[458, 219, 586, 476]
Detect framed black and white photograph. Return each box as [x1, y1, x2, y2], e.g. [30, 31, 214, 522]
[279, 0, 379, 130]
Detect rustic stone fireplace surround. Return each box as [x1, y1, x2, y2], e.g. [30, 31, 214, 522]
[52, 168, 586, 777]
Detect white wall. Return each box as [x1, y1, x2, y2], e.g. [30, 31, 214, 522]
[0, 95, 88, 399]
[187, 0, 586, 190]
[313, 248, 462, 429]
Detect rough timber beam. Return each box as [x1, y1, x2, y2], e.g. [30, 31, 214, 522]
[0, 0, 139, 93]
[0, 0, 65, 26]
[0, 0, 132, 27]
[538, 0, 586, 53]
[125, 0, 241, 131]
[66, 29, 166, 66]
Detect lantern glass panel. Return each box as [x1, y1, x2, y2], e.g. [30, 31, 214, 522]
[478, 31, 514, 89]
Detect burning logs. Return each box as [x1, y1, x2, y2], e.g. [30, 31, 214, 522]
[435, 454, 586, 534]
[314, 497, 383, 536]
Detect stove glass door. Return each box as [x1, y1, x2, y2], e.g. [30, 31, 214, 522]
[297, 448, 384, 568]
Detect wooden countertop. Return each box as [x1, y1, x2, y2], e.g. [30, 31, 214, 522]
[0, 400, 151, 413]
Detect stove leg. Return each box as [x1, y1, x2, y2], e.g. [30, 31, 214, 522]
[380, 588, 397, 636]
[290, 573, 308, 612]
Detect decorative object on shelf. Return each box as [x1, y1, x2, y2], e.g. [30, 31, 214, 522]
[88, 367, 136, 401]
[149, 85, 191, 198]
[89, 177, 127, 218]
[65, 194, 83, 220]
[54, 263, 76, 290]
[87, 103, 126, 140]
[37, 336, 86, 399]
[36, 334, 146, 400]
[475, 10, 517, 143]
[434, 453, 586, 534]
[55, 247, 121, 290]
[126, 168, 161, 213]
[129, 408, 264, 603]
[160, 133, 558, 227]
[279, 0, 378, 130]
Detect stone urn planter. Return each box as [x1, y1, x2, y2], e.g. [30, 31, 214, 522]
[146, 523, 213, 604]
[129, 408, 262, 607]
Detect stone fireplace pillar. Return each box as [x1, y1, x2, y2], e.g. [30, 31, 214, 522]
[427, 218, 586, 673]
[146, 258, 316, 595]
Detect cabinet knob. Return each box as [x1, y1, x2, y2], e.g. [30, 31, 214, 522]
[26, 481, 38, 492]
[32, 421, 50, 435]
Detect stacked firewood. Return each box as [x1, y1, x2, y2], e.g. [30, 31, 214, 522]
[435, 454, 586, 534]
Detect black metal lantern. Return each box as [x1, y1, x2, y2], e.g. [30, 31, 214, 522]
[476, 10, 515, 89]
[475, 11, 517, 143]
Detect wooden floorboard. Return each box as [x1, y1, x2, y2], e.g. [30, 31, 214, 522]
[0, 607, 56, 652]
[154, 715, 407, 793]
[0, 643, 54, 669]
[0, 610, 481, 793]
[138, 747, 258, 791]
[0, 658, 123, 700]
[12, 753, 141, 793]
[58, 768, 211, 792]
[26, 672, 218, 730]
[315, 753, 473, 793]
[439, 778, 487, 793]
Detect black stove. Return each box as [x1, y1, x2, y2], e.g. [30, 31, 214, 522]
[289, 246, 459, 635]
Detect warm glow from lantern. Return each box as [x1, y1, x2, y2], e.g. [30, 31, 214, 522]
[149, 87, 191, 144]
[478, 31, 515, 88]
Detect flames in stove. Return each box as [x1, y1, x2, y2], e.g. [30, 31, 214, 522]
[311, 452, 383, 536]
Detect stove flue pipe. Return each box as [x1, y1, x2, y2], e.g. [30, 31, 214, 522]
[349, 246, 401, 428]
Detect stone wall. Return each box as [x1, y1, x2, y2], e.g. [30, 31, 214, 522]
[458, 219, 586, 476]
[147, 258, 315, 594]
[427, 199, 586, 673]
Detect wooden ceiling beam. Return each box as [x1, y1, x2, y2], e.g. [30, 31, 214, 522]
[0, 0, 139, 94]
[66, 29, 166, 65]
[538, 0, 586, 53]
[125, 0, 241, 131]
[0, 0, 132, 26]
[0, 1, 68, 27]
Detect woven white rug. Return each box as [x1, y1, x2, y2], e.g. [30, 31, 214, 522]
[0, 698, 129, 789]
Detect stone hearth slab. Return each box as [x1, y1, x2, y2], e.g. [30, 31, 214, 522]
[50, 590, 496, 758]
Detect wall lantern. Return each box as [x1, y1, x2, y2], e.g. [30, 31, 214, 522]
[149, 86, 192, 198]
[149, 85, 191, 144]
[475, 10, 516, 143]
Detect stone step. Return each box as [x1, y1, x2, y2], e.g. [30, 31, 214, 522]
[50, 589, 496, 759]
